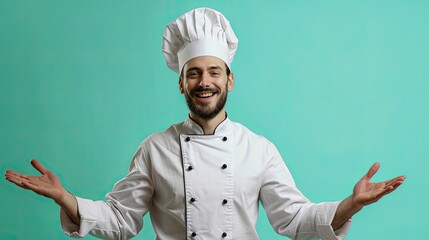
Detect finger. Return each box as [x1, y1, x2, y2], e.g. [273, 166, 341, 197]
[375, 179, 405, 199]
[5, 174, 29, 189]
[386, 178, 405, 189]
[31, 159, 48, 175]
[384, 176, 406, 188]
[5, 171, 29, 182]
[365, 162, 380, 180]
[378, 183, 401, 197]
[5, 170, 30, 180]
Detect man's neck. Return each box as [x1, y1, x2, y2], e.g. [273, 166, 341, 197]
[189, 111, 227, 135]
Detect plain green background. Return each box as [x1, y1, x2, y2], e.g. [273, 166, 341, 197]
[1, 0, 427, 239]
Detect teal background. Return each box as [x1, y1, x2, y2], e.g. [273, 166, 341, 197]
[1, 0, 427, 239]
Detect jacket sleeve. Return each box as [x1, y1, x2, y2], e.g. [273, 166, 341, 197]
[60, 146, 154, 239]
[259, 142, 352, 240]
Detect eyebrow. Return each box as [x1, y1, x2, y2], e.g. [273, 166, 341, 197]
[208, 65, 223, 71]
[186, 65, 223, 73]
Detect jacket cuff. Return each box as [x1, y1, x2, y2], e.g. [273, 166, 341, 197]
[315, 201, 352, 240]
[60, 197, 97, 238]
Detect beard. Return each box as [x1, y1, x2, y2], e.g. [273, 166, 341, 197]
[185, 83, 228, 120]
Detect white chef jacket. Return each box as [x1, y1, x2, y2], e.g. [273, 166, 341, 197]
[60, 116, 351, 239]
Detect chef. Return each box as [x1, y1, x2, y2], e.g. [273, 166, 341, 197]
[5, 7, 405, 240]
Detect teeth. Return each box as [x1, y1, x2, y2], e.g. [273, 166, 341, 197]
[196, 92, 214, 98]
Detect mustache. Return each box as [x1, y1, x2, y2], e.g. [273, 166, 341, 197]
[191, 87, 219, 94]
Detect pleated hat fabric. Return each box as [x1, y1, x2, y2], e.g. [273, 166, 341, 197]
[162, 7, 239, 73]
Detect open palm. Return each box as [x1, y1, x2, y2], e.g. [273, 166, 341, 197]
[352, 162, 405, 208]
[5, 159, 65, 202]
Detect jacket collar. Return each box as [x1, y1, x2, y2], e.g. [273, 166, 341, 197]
[184, 114, 231, 135]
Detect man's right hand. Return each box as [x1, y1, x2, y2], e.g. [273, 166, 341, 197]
[5, 159, 81, 225]
[5, 159, 66, 202]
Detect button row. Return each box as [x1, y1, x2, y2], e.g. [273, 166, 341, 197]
[185, 135, 229, 239]
[189, 198, 229, 205]
[190, 232, 228, 238]
[184, 136, 228, 142]
[186, 164, 228, 171]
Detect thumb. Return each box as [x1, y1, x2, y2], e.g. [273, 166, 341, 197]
[31, 159, 49, 175]
[365, 162, 380, 180]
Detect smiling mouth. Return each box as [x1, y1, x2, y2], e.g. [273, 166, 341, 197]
[195, 92, 216, 98]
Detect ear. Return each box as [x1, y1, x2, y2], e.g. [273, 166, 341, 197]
[179, 77, 184, 94]
[227, 72, 234, 92]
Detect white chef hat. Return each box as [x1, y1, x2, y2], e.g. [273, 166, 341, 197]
[162, 7, 239, 74]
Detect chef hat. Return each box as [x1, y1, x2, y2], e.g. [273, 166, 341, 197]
[162, 7, 239, 74]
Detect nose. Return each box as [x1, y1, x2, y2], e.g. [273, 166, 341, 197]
[198, 72, 211, 87]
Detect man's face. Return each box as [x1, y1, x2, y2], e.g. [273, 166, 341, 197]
[179, 56, 234, 120]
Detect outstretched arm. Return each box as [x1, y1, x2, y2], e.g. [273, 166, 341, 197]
[331, 162, 405, 230]
[5, 159, 81, 225]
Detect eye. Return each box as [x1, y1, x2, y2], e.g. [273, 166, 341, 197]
[186, 71, 200, 78]
[210, 71, 221, 77]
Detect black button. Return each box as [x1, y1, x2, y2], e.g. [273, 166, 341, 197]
[190, 197, 196, 203]
[185, 137, 191, 142]
[222, 199, 228, 205]
[191, 232, 197, 237]
[222, 232, 227, 238]
[187, 166, 193, 171]
[222, 136, 228, 141]
[221, 164, 227, 169]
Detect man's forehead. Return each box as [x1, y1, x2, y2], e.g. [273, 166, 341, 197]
[184, 56, 226, 71]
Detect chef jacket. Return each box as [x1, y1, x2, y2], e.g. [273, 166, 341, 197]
[60, 116, 352, 239]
